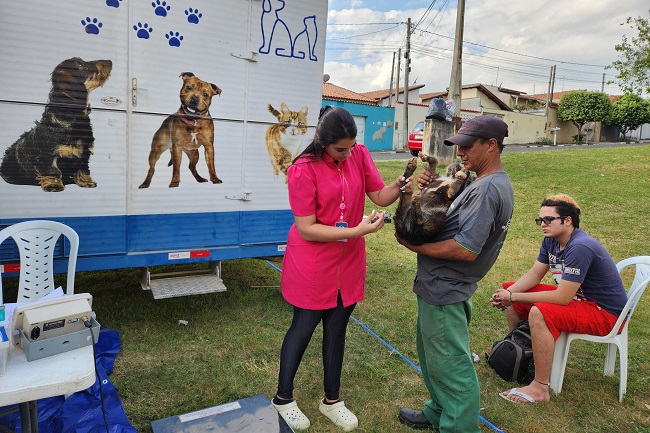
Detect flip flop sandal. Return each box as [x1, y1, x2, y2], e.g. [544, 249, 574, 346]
[499, 387, 539, 404]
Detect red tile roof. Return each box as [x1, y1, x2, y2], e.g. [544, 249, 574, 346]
[530, 90, 587, 103]
[420, 84, 511, 111]
[361, 84, 426, 101]
[322, 82, 378, 105]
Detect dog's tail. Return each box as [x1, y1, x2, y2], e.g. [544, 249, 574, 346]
[0, 143, 29, 185]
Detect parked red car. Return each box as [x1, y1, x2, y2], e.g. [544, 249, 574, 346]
[407, 121, 424, 156]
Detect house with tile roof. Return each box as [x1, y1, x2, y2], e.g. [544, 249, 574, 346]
[360, 85, 431, 150]
[416, 84, 617, 145]
[321, 82, 397, 151]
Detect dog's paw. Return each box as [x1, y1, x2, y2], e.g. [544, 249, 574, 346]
[152, 0, 171, 17]
[185, 8, 202, 24]
[74, 171, 97, 188]
[38, 176, 65, 192]
[81, 17, 103, 35]
[165, 31, 183, 47]
[403, 157, 419, 178]
[133, 22, 153, 39]
[169, 181, 180, 188]
[211, 177, 223, 184]
[454, 171, 467, 180]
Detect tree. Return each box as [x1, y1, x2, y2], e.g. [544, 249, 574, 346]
[557, 91, 611, 144]
[608, 10, 650, 96]
[608, 94, 650, 142]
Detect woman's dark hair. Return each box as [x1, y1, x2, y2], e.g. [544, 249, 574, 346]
[292, 105, 357, 163]
[541, 194, 581, 228]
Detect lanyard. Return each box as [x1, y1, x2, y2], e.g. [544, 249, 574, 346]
[337, 165, 349, 222]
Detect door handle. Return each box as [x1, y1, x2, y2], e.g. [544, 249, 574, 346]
[132, 78, 137, 107]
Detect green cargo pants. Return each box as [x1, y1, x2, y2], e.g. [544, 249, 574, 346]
[416, 295, 481, 433]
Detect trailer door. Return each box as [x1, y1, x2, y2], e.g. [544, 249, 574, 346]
[0, 0, 130, 260]
[127, 1, 251, 253]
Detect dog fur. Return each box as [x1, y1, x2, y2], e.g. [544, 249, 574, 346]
[0, 57, 112, 191]
[139, 72, 222, 188]
[394, 152, 474, 246]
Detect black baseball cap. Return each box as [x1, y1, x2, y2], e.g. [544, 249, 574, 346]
[444, 115, 508, 147]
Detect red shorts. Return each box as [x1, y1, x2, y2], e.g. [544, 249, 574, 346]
[502, 282, 620, 340]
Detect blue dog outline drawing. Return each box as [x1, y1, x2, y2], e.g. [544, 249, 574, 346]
[259, 0, 318, 61]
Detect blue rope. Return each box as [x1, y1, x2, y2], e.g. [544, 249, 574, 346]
[264, 260, 505, 433]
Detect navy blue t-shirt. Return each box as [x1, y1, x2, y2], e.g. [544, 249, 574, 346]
[537, 228, 627, 317]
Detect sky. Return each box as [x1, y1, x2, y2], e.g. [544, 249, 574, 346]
[324, 0, 650, 98]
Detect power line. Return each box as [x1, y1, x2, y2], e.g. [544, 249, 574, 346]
[417, 28, 608, 68]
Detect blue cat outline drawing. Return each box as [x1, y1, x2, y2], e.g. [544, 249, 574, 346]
[259, 0, 318, 61]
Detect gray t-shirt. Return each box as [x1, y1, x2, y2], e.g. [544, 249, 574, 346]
[413, 171, 514, 305]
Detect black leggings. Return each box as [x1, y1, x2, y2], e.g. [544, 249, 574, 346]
[276, 292, 356, 401]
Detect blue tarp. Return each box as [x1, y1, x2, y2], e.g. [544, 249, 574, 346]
[0, 329, 137, 433]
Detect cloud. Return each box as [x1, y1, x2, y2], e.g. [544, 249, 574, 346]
[325, 1, 649, 96]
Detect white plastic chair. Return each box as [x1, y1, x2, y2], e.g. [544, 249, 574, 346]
[549, 256, 650, 401]
[0, 220, 79, 304]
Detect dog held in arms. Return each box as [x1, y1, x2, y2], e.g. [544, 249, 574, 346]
[0, 57, 112, 192]
[394, 152, 474, 246]
[139, 72, 222, 188]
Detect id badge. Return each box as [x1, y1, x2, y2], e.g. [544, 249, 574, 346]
[335, 221, 348, 242]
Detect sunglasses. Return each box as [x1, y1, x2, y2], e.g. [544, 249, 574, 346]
[535, 216, 565, 225]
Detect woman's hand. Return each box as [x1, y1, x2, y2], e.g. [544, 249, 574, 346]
[357, 210, 386, 235]
[397, 174, 415, 194]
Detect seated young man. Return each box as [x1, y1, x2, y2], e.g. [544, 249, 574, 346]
[490, 194, 627, 403]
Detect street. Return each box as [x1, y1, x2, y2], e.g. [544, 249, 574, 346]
[371, 141, 649, 161]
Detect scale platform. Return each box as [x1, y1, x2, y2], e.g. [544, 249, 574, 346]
[151, 394, 294, 433]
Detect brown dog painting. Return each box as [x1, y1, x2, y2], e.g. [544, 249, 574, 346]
[139, 72, 222, 188]
[0, 57, 112, 192]
[394, 153, 474, 246]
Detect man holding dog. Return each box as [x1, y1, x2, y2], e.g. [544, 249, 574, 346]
[491, 194, 627, 404]
[395, 116, 514, 433]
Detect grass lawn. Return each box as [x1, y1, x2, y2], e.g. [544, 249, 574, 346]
[3, 144, 649, 432]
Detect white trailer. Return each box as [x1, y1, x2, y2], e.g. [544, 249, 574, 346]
[0, 0, 327, 297]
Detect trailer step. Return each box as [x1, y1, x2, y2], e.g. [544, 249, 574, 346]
[141, 261, 227, 299]
[149, 274, 227, 299]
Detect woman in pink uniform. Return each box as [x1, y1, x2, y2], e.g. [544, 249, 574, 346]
[272, 106, 413, 431]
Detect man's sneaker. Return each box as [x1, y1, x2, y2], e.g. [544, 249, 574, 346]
[272, 400, 310, 430]
[319, 400, 358, 431]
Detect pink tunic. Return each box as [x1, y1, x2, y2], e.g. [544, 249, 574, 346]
[281, 144, 385, 309]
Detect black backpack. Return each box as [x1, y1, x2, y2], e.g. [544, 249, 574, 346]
[485, 320, 535, 384]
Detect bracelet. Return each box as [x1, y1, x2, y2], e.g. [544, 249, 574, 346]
[507, 289, 512, 303]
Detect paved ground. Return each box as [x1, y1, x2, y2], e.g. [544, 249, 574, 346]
[371, 140, 650, 161]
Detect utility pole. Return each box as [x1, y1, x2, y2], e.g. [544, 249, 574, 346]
[448, 0, 464, 129]
[601, 73, 605, 92]
[550, 65, 556, 102]
[395, 48, 401, 105]
[389, 51, 396, 107]
[403, 18, 411, 149]
[545, 65, 556, 131]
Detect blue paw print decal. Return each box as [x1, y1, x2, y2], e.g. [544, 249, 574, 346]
[81, 17, 103, 35]
[185, 8, 202, 24]
[134, 22, 154, 39]
[166, 31, 183, 47]
[152, 0, 171, 17]
[106, 0, 122, 8]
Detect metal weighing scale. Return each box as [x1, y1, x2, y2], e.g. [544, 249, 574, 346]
[151, 394, 294, 433]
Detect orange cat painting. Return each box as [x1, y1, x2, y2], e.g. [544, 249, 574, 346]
[265, 102, 308, 183]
